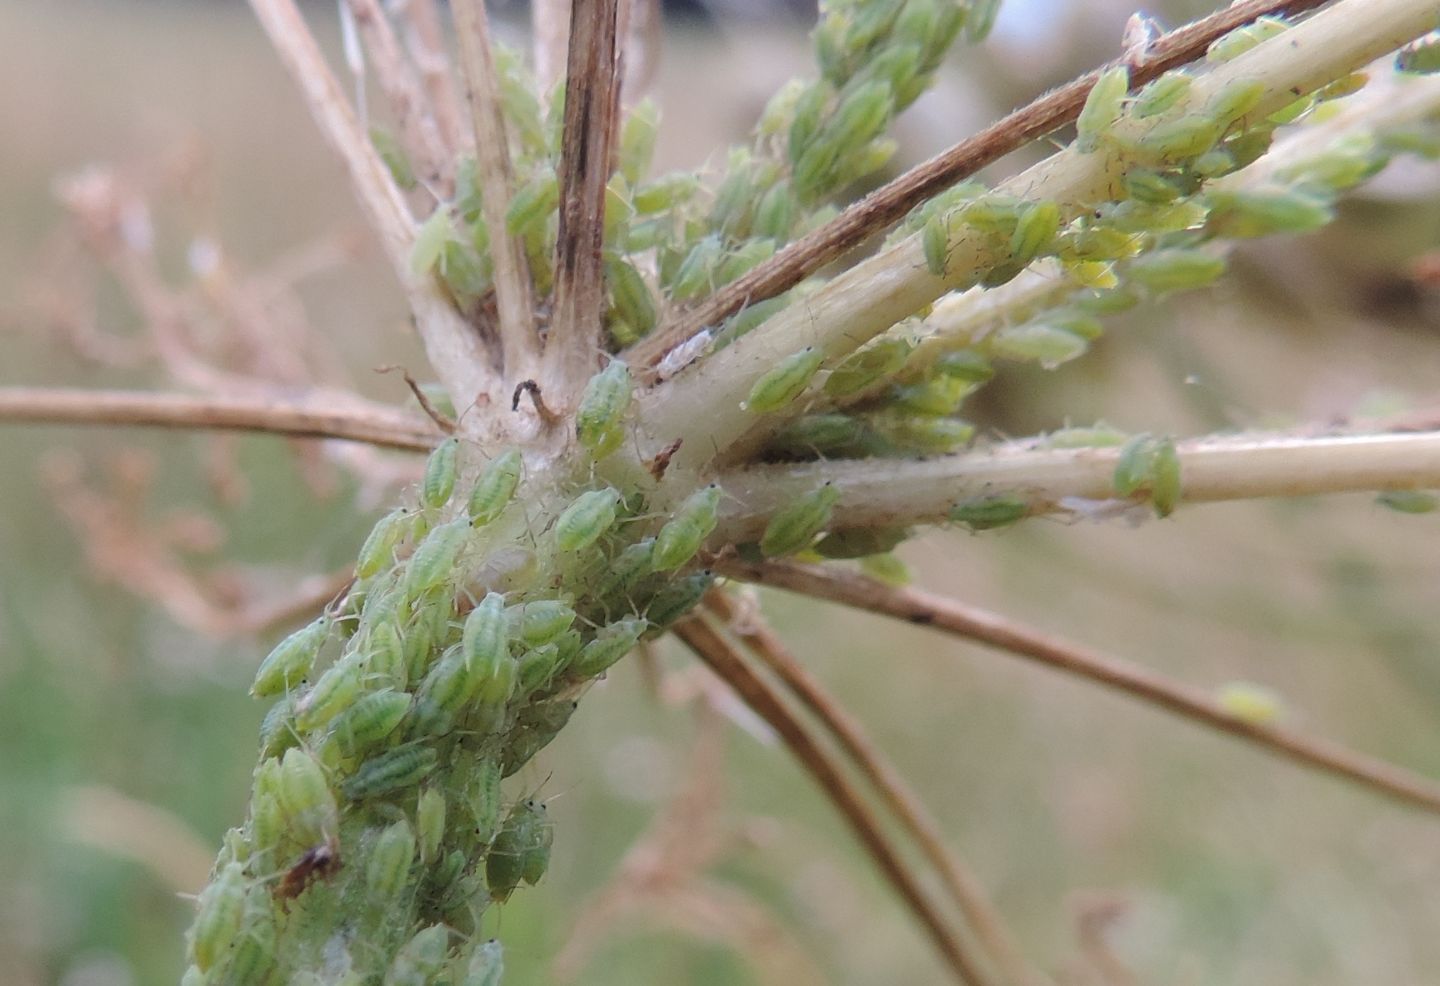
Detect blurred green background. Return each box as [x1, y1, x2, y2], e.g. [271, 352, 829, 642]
[4, 1, 1440, 984]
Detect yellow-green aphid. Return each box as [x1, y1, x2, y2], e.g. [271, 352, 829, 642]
[619, 98, 659, 184]
[505, 166, 559, 237]
[343, 746, 440, 800]
[1376, 490, 1439, 514]
[1044, 423, 1128, 448]
[555, 487, 622, 551]
[1149, 437, 1181, 517]
[1122, 169, 1185, 204]
[571, 618, 648, 678]
[331, 689, 411, 757]
[421, 437, 460, 511]
[1009, 200, 1061, 265]
[596, 537, 656, 600]
[760, 483, 841, 556]
[1112, 434, 1158, 497]
[365, 619, 407, 685]
[410, 207, 452, 276]
[824, 337, 913, 396]
[366, 818, 416, 900]
[356, 508, 413, 579]
[1132, 72, 1192, 118]
[386, 925, 451, 986]
[669, 234, 723, 300]
[403, 517, 470, 602]
[922, 213, 950, 276]
[860, 552, 911, 586]
[412, 651, 476, 735]
[1398, 38, 1440, 74]
[745, 346, 825, 413]
[1077, 65, 1128, 154]
[464, 940, 505, 986]
[295, 653, 364, 731]
[508, 599, 576, 646]
[753, 181, 797, 242]
[251, 617, 330, 698]
[966, 0, 1001, 41]
[466, 758, 504, 845]
[1206, 15, 1288, 63]
[934, 349, 995, 383]
[278, 748, 339, 842]
[575, 361, 633, 459]
[652, 485, 722, 571]
[813, 525, 908, 559]
[891, 376, 970, 415]
[1216, 681, 1285, 725]
[871, 413, 974, 453]
[501, 699, 579, 775]
[188, 861, 246, 972]
[517, 642, 564, 694]
[1127, 248, 1225, 293]
[216, 919, 277, 986]
[258, 694, 300, 760]
[949, 494, 1030, 531]
[417, 787, 446, 864]
[1128, 114, 1220, 163]
[605, 255, 657, 341]
[468, 449, 523, 526]
[644, 572, 715, 635]
[989, 323, 1089, 369]
[462, 592, 509, 679]
[486, 799, 553, 902]
[1207, 78, 1265, 126]
[1205, 188, 1333, 239]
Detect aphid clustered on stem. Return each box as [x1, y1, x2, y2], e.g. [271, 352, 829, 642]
[182, 0, 1440, 982]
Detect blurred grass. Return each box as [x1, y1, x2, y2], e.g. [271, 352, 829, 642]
[5, 1, 1440, 984]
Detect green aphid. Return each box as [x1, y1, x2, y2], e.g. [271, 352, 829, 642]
[464, 940, 506, 986]
[1122, 169, 1184, 205]
[1127, 248, 1225, 293]
[825, 337, 913, 396]
[966, 0, 1001, 41]
[555, 488, 622, 552]
[1113, 434, 1158, 497]
[366, 818, 416, 901]
[644, 571, 716, 633]
[1048, 311, 1103, 341]
[576, 361, 633, 459]
[295, 653, 364, 732]
[871, 412, 975, 452]
[467, 758, 505, 845]
[891, 376, 971, 416]
[216, 926, 277, 986]
[356, 508, 412, 580]
[753, 181, 797, 242]
[365, 619, 407, 685]
[516, 642, 563, 694]
[1205, 188, 1333, 239]
[949, 494, 1030, 531]
[922, 213, 951, 276]
[571, 618, 648, 678]
[1398, 39, 1440, 75]
[710, 166, 757, 240]
[258, 694, 300, 760]
[400, 612, 439, 687]
[605, 256, 657, 340]
[1044, 423, 1128, 448]
[860, 552, 911, 586]
[486, 800, 554, 902]
[1224, 129, 1275, 171]
[989, 323, 1089, 369]
[343, 746, 440, 800]
[761, 483, 841, 556]
[1377, 490, 1440, 514]
[813, 525, 909, 559]
[619, 99, 659, 185]
[505, 166, 559, 238]
[1077, 65, 1128, 154]
[386, 925, 451, 986]
[1277, 137, 1384, 190]
[1150, 438, 1182, 517]
[421, 437, 460, 511]
[719, 238, 778, 286]
[1009, 200, 1061, 264]
[501, 699, 578, 775]
[669, 234, 723, 301]
[633, 171, 701, 214]
[745, 346, 825, 413]
[1074, 288, 1140, 315]
[1132, 72, 1192, 119]
[468, 449, 523, 526]
[278, 748, 338, 841]
[1206, 15, 1288, 63]
[330, 689, 410, 757]
[1128, 114, 1221, 163]
[251, 617, 330, 698]
[413, 650, 475, 727]
[410, 207, 451, 277]
[959, 193, 1026, 233]
[439, 239, 490, 305]
[473, 648, 518, 708]
[830, 79, 895, 148]
[188, 862, 246, 972]
[403, 518, 471, 601]
[1207, 78, 1266, 126]
[1060, 224, 1142, 263]
[597, 537, 657, 600]
[417, 786, 446, 864]
[653, 485, 722, 572]
[463, 593, 509, 677]
[509, 599, 577, 646]
[1191, 147, 1237, 177]
[769, 413, 873, 458]
[1105, 198, 1206, 235]
[933, 349, 994, 382]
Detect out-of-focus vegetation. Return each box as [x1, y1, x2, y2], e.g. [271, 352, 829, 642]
[4, 1, 1440, 984]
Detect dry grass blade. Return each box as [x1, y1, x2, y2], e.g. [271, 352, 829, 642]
[0, 387, 439, 451]
[673, 613, 998, 986]
[627, 0, 1336, 372]
[546, 0, 622, 394]
[703, 588, 1045, 986]
[716, 558, 1440, 816]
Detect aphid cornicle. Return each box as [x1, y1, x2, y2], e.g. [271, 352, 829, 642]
[761, 483, 841, 557]
[575, 361, 633, 459]
[366, 818, 417, 900]
[652, 485, 722, 571]
[421, 437, 460, 511]
[468, 449, 523, 525]
[1076, 65, 1128, 154]
[554, 487, 622, 551]
[189, 861, 246, 972]
[745, 346, 825, 412]
[343, 746, 440, 800]
[251, 617, 330, 699]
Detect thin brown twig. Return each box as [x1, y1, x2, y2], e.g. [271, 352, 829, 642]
[451, 0, 539, 374]
[376, 365, 458, 432]
[345, 0, 454, 195]
[674, 613, 996, 986]
[703, 588, 1045, 986]
[715, 558, 1440, 816]
[546, 0, 622, 395]
[625, 0, 1336, 372]
[0, 387, 439, 451]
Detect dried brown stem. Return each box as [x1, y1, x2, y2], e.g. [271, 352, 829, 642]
[626, 0, 1335, 372]
[451, 0, 539, 373]
[674, 613, 996, 986]
[345, 0, 454, 195]
[546, 0, 622, 394]
[0, 387, 438, 451]
[716, 559, 1440, 816]
[704, 588, 1043, 986]
[392, 0, 465, 155]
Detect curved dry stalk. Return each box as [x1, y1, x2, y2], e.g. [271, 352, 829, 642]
[673, 613, 998, 986]
[703, 588, 1044, 986]
[0, 387, 439, 451]
[625, 0, 1337, 373]
[716, 559, 1440, 816]
[713, 431, 1440, 543]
